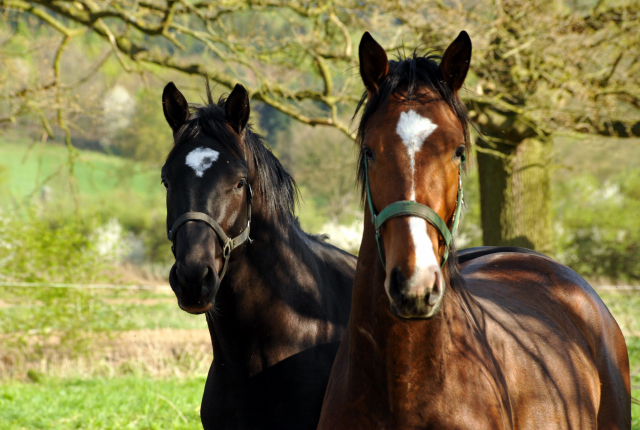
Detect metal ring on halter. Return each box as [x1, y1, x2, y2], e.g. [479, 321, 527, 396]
[222, 240, 232, 259]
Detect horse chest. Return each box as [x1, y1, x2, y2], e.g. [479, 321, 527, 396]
[321, 349, 509, 430]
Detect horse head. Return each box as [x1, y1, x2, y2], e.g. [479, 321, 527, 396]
[357, 31, 471, 319]
[161, 82, 253, 314]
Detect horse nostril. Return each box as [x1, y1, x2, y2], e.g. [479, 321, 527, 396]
[204, 266, 214, 283]
[176, 264, 187, 286]
[394, 268, 404, 288]
[176, 263, 209, 287]
[427, 290, 438, 305]
[427, 272, 442, 305]
[201, 266, 215, 297]
[388, 267, 406, 302]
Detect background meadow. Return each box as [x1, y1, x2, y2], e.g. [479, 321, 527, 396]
[1, 0, 639, 428]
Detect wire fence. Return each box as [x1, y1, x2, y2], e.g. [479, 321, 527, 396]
[0, 281, 638, 291]
[0, 281, 171, 291]
[594, 286, 640, 291]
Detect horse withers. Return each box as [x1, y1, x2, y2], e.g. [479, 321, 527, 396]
[161, 82, 355, 429]
[318, 31, 631, 430]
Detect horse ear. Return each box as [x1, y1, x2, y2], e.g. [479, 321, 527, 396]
[439, 31, 472, 94]
[162, 82, 190, 133]
[225, 84, 250, 134]
[359, 32, 389, 94]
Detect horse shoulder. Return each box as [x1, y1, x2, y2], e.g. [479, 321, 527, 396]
[459, 252, 630, 428]
[460, 252, 623, 351]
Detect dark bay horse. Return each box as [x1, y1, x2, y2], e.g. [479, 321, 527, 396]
[318, 32, 631, 430]
[160, 82, 355, 429]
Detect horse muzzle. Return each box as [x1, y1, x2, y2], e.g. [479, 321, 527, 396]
[169, 261, 219, 314]
[386, 265, 444, 319]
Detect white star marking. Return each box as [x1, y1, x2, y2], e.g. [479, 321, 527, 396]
[185, 147, 219, 178]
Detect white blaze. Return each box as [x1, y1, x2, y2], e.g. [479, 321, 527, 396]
[185, 147, 219, 177]
[392, 110, 441, 295]
[407, 218, 440, 295]
[395, 110, 438, 200]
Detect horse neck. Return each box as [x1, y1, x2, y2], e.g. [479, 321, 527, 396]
[207, 187, 342, 375]
[348, 221, 475, 395]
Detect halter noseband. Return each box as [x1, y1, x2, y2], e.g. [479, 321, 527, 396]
[167, 184, 253, 281]
[364, 153, 464, 270]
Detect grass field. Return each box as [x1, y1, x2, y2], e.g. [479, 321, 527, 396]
[0, 138, 162, 206]
[0, 376, 205, 429]
[0, 287, 207, 332]
[0, 137, 168, 247]
[0, 286, 637, 429]
[1, 136, 638, 428]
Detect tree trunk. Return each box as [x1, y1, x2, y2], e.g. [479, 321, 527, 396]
[476, 136, 553, 255]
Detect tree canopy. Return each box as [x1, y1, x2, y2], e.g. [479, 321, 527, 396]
[2, 0, 640, 251]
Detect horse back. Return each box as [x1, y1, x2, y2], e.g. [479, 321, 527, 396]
[461, 252, 631, 430]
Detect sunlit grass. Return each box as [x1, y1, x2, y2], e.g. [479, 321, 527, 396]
[0, 300, 206, 333]
[0, 139, 161, 205]
[598, 289, 640, 338]
[0, 376, 205, 429]
[627, 336, 640, 430]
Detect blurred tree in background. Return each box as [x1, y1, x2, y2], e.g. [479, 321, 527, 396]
[110, 89, 172, 164]
[0, 0, 361, 136]
[394, 0, 640, 253]
[1, 0, 640, 257]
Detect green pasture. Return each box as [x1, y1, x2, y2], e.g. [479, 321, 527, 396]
[1, 137, 639, 428]
[0, 287, 206, 332]
[0, 376, 205, 430]
[0, 286, 637, 429]
[0, 138, 168, 246]
[0, 136, 172, 265]
[0, 138, 162, 206]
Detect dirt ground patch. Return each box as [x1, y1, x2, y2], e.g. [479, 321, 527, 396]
[101, 297, 176, 305]
[106, 329, 211, 357]
[1, 328, 212, 379]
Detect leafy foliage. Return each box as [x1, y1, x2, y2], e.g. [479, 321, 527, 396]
[109, 89, 173, 166]
[555, 169, 640, 282]
[0, 212, 102, 283]
[285, 122, 359, 224]
[0, 212, 128, 356]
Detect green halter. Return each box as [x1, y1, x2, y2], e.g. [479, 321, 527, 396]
[364, 153, 464, 269]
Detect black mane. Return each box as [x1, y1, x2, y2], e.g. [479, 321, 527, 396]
[354, 51, 471, 199]
[167, 89, 299, 223]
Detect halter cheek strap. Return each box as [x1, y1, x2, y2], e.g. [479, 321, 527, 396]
[167, 184, 253, 281]
[364, 155, 464, 269]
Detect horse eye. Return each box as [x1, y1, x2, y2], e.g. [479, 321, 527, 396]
[236, 179, 245, 189]
[363, 146, 375, 160]
[455, 146, 465, 159]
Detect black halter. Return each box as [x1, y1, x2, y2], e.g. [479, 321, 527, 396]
[167, 184, 253, 281]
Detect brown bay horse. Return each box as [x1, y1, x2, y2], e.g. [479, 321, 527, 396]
[318, 32, 631, 430]
[161, 82, 355, 429]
